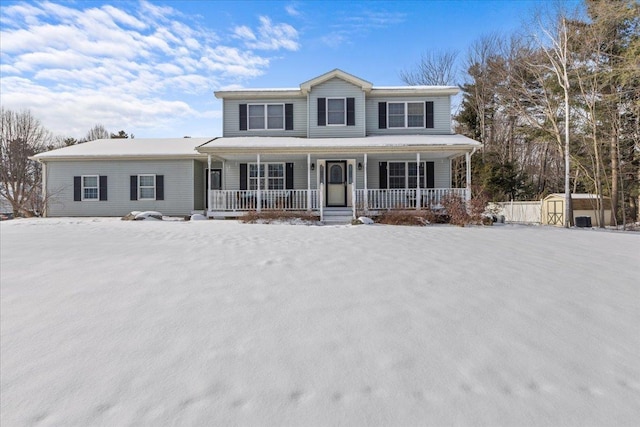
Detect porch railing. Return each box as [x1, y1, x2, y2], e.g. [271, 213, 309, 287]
[208, 188, 467, 213]
[356, 188, 468, 211]
[209, 189, 318, 211]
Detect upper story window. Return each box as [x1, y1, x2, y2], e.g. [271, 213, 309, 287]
[239, 103, 293, 131]
[248, 104, 284, 130]
[327, 98, 346, 125]
[378, 101, 434, 129]
[317, 97, 355, 127]
[388, 102, 425, 128]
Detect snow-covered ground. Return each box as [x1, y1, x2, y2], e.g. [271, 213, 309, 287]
[1, 218, 639, 426]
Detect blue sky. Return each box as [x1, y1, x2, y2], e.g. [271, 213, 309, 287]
[0, 0, 577, 139]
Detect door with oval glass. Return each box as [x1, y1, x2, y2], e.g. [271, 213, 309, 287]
[326, 161, 346, 206]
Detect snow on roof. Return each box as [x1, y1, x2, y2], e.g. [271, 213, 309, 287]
[546, 193, 610, 199]
[198, 134, 481, 150]
[33, 138, 215, 160]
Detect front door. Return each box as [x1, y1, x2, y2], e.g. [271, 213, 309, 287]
[326, 161, 346, 206]
[205, 168, 222, 209]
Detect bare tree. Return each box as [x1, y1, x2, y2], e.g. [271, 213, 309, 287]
[400, 50, 459, 86]
[0, 108, 52, 216]
[84, 124, 110, 142]
[533, 6, 577, 228]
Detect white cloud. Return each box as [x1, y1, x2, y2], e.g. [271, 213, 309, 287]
[0, 2, 300, 138]
[240, 16, 299, 51]
[285, 4, 300, 17]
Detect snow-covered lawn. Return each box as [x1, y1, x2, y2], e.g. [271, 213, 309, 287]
[1, 218, 639, 426]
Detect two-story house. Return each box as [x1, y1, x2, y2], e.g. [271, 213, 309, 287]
[33, 69, 481, 221]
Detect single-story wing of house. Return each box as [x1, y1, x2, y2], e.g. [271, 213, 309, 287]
[33, 69, 482, 221]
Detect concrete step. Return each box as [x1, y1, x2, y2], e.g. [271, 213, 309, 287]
[321, 208, 354, 224]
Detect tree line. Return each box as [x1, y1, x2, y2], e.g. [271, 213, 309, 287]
[0, 108, 130, 216]
[403, 0, 639, 227]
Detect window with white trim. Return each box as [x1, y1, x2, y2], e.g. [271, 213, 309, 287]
[388, 102, 425, 128]
[388, 162, 425, 188]
[327, 98, 346, 125]
[249, 163, 284, 190]
[82, 175, 99, 200]
[138, 174, 156, 200]
[248, 104, 284, 130]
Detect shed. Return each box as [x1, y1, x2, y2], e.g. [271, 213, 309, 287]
[541, 193, 612, 227]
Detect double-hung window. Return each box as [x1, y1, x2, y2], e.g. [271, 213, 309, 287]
[249, 163, 284, 190]
[327, 98, 346, 125]
[248, 104, 284, 130]
[388, 162, 425, 188]
[138, 174, 156, 200]
[388, 102, 425, 128]
[82, 175, 99, 200]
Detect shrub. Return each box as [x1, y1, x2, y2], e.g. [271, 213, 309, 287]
[241, 210, 318, 224]
[375, 209, 449, 226]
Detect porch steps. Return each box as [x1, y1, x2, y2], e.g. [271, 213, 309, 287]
[322, 208, 354, 225]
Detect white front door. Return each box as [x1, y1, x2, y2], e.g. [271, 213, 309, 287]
[326, 161, 346, 206]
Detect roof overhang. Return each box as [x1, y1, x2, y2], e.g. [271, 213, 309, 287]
[214, 89, 304, 99]
[300, 69, 373, 94]
[370, 86, 460, 96]
[197, 135, 482, 157]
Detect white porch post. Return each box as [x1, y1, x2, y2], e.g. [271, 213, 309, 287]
[416, 152, 421, 210]
[307, 153, 311, 211]
[363, 153, 368, 212]
[465, 151, 471, 202]
[207, 154, 212, 216]
[257, 154, 261, 212]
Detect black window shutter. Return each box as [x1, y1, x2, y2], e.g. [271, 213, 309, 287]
[346, 97, 355, 126]
[379, 162, 388, 189]
[426, 101, 434, 128]
[130, 176, 138, 200]
[317, 98, 326, 126]
[239, 163, 248, 190]
[156, 175, 164, 200]
[378, 102, 387, 129]
[239, 104, 247, 131]
[285, 104, 294, 130]
[426, 162, 435, 188]
[74, 176, 81, 201]
[286, 163, 294, 189]
[99, 176, 108, 201]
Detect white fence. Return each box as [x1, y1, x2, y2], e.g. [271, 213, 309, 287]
[493, 201, 542, 224]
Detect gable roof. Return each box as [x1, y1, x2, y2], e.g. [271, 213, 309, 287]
[32, 138, 214, 161]
[299, 69, 373, 93]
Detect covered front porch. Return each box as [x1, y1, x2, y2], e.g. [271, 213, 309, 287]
[196, 135, 480, 221]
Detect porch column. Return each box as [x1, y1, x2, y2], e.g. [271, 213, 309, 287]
[207, 154, 212, 215]
[416, 152, 421, 210]
[307, 153, 311, 211]
[257, 154, 261, 212]
[363, 153, 368, 212]
[465, 151, 471, 202]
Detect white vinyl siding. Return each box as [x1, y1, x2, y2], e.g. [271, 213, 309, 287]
[44, 159, 198, 216]
[222, 98, 307, 137]
[366, 95, 452, 135]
